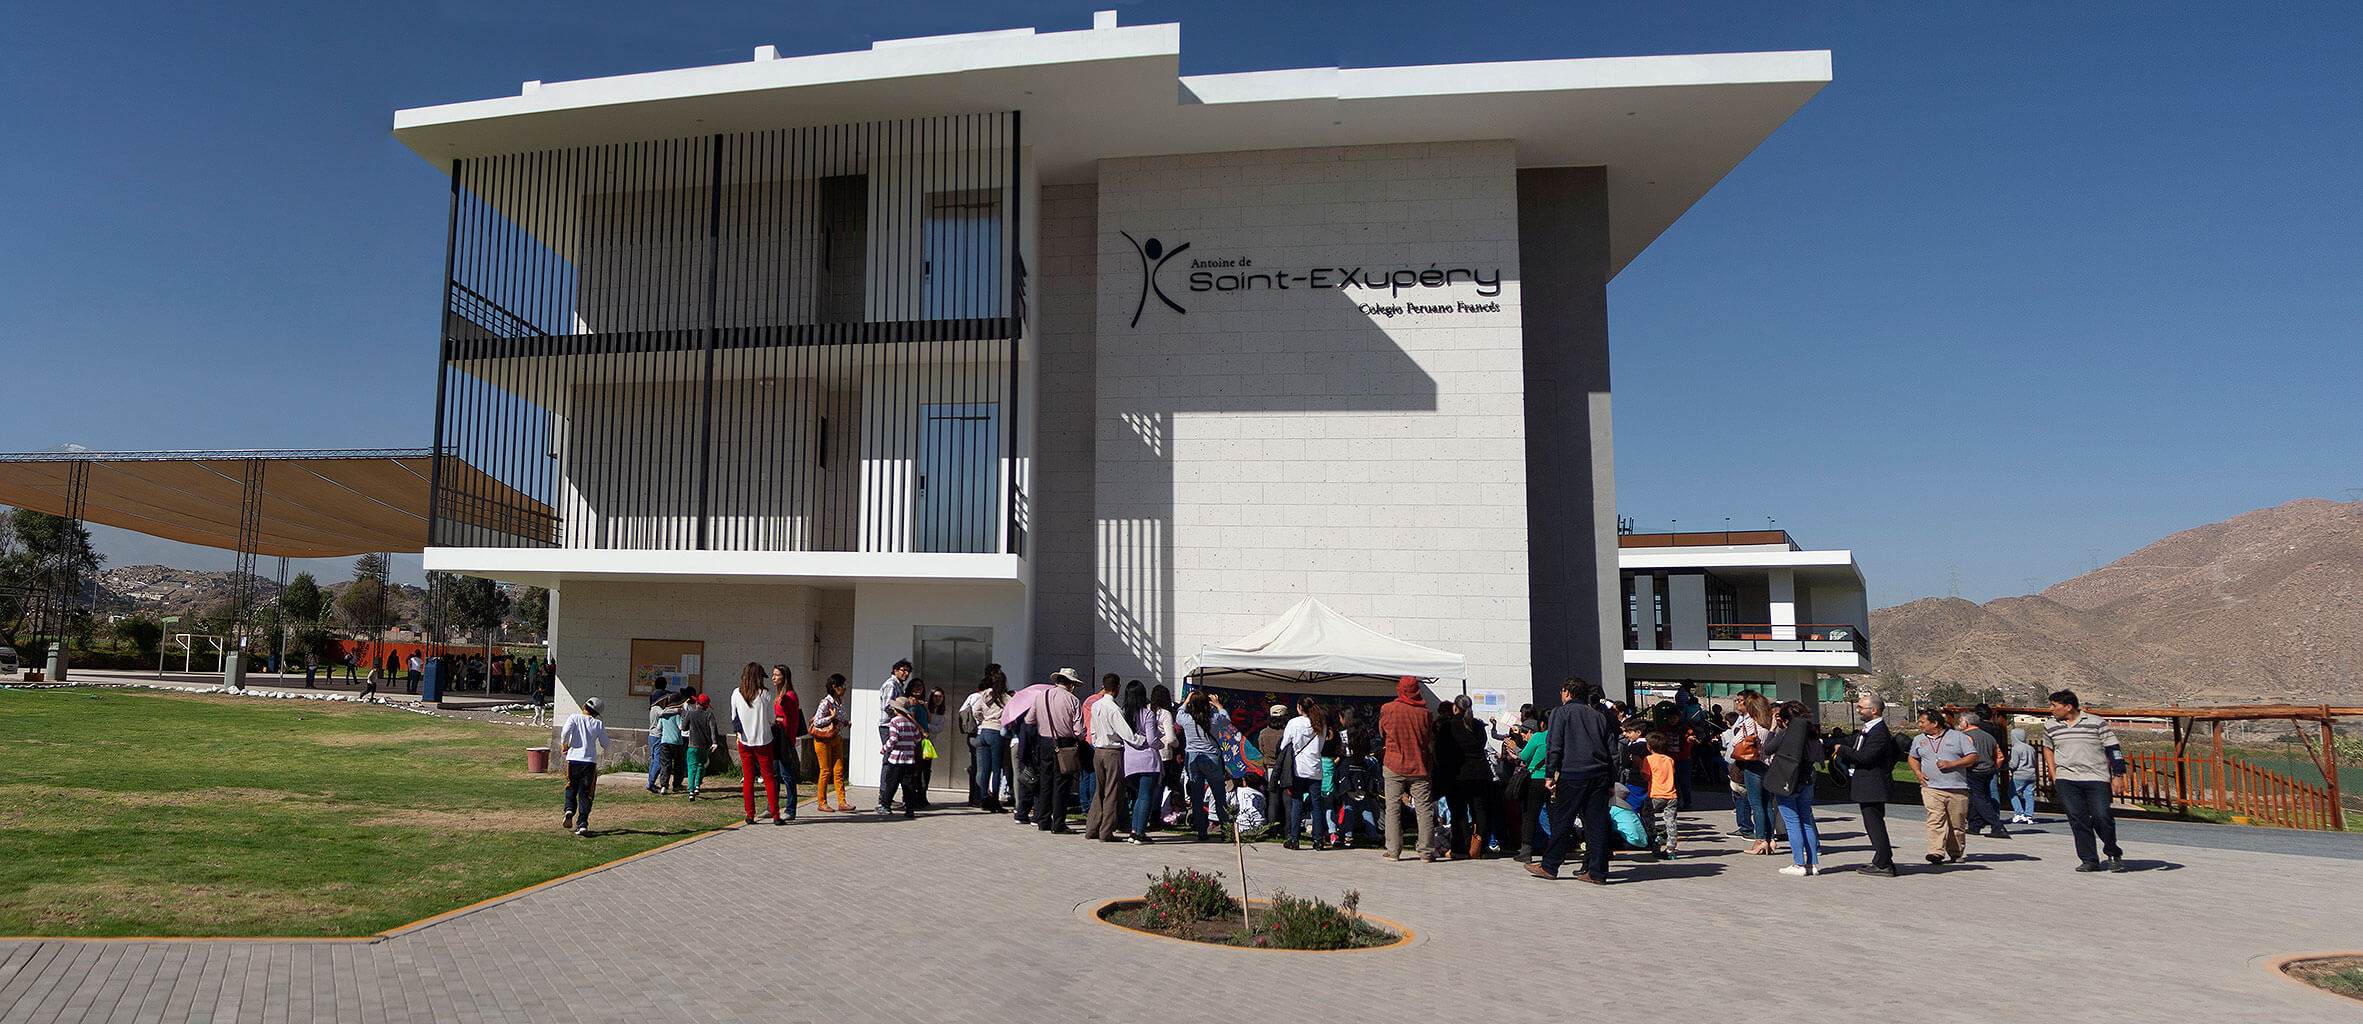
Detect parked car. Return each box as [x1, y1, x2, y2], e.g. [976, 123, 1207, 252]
[0, 646, 17, 675]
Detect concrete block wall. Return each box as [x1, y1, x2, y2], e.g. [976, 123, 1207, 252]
[549, 579, 843, 722]
[1028, 183, 1100, 682]
[1088, 140, 1534, 701]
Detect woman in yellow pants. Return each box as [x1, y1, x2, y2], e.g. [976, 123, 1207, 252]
[811, 674, 854, 811]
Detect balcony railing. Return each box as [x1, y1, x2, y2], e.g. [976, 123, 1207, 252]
[427, 111, 1029, 556]
[1705, 623, 1868, 657]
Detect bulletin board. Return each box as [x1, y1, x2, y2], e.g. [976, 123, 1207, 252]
[629, 638, 704, 698]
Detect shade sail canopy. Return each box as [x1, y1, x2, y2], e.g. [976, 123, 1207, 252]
[1183, 598, 1467, 680]
[0, 450, 547, 558]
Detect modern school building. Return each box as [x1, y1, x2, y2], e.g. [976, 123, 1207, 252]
[390, 12, 1833, 785]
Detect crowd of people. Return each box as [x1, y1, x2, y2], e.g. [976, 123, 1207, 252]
[297, 647, 557, 705]
[555, 664, 2134, 880]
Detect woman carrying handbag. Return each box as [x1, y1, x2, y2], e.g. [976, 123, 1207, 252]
[1725, 691, 1781, 855]
[810, 675, 853, 812]
[1762, 700, 1825, 876]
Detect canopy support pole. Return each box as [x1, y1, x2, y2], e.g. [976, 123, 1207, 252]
[39, 460, 91, 681]
[273, 556, 289, 675]
[224, 458, 266, 689]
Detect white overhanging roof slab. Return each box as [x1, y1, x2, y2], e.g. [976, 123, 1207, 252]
[425, 546, 1025, 590]
[392, 20, 1830, 276]
[1620, 548, 1865, 590]
[1626, 649, 1868, 673]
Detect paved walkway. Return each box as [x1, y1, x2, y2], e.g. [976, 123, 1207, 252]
[3, 795, 2359, 1023]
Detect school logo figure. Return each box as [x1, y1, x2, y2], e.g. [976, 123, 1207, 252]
[1121, 231, 1189, 327]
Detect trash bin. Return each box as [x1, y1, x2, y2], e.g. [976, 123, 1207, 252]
[526, 746, 551, 773]
[421, 660, 444, 704]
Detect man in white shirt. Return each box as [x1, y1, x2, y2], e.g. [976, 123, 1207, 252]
[559, 697, 607, 837]
[1082, 681, 1145, 841]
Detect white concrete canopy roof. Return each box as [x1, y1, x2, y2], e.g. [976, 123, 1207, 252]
[392, 17, 1829, 276]
[1619, 547, 1866, 591]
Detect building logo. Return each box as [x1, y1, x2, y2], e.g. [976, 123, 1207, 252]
[1121, 230, 1507, 324]
[1120, 231, 1190, 327]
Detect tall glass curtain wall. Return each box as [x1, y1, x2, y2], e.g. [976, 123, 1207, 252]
[431, 112, 1024, 555]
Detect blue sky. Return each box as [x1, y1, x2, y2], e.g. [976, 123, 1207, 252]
[3, 1, 2357, 605]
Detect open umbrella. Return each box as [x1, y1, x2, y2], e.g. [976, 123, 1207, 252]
[1001, 682, 1057, 727]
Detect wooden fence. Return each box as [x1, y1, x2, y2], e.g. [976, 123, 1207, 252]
[2102, 753, 2342, 831]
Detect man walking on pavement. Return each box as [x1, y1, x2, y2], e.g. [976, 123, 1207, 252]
[2043, 689, 2131, 873]
[1832, 693, 1902, 875]
[1526, 677, 1619, 884]
[1959, 710, 2011, 839]
[1909, 708, 1978, 865]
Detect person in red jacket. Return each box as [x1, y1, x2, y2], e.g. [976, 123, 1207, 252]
[1376, 676, 1437, 862]
[770, 664, 805, 822]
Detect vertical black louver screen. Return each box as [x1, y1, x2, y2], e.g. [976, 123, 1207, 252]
[428, 112, 1024, 556]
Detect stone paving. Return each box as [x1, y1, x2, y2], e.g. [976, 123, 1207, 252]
[3, 791, 2360, 1023]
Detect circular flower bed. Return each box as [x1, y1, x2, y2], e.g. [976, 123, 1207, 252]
[1094, 867, 1409, 951]
[2281, 955, 2363, 1002]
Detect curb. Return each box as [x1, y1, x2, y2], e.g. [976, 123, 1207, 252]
[2259, 951, 2363, 1007]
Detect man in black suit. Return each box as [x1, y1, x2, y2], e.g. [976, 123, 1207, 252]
[1832, 693, 1902, 876]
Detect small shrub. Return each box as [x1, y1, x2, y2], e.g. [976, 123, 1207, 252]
[1140, 866, 1236, 932]
[1242, 888, 1383, 950]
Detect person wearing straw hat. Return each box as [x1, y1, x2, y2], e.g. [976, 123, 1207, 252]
[1028, 669, 1087, 833]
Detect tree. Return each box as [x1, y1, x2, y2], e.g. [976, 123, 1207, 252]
[352, 553, 389, 581]
[114, 615, 164, 660]
[1864, 670, 1913, 708]
[0, 509, 105, 656]
[429, 572, 511, 642]
[280, 572, 325, 624]
[333, 577, 386, 631]
[511, 586, 549, 638]
[292, 626, 337, 664]
[1923, 679, 2005, 709]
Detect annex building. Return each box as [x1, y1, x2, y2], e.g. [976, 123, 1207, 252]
[390, 12, 1833, 783]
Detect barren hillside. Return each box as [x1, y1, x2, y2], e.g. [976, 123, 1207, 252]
[1869, 498, 2363, 705]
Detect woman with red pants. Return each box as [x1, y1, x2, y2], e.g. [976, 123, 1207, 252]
[730, 662, 785, 825]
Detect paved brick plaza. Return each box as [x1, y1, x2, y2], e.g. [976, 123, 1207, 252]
[3, 791, 2358, 1023]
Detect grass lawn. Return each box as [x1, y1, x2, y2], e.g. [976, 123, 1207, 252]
[0, 687, 749, 938]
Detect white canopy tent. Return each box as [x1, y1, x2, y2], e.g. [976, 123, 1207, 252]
[1182, 599, 1467, 687]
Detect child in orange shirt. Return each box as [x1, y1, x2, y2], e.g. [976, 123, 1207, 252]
[1644, 732, 1681, 858]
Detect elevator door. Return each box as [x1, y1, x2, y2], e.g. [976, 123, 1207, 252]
[913, 626, 993, 796]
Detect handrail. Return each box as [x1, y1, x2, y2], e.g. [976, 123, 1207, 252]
[1704, 623, 1868, 656]
[1708, 622, 1865, 637]
[2055, 752, 2338, 831]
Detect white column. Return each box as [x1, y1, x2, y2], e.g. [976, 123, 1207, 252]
[1768, 568, 1797, 641]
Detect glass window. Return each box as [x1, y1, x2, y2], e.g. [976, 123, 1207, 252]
[924, 191, 1003, 319]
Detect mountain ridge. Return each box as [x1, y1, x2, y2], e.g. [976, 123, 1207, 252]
[1868, 498, 2363, 705]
